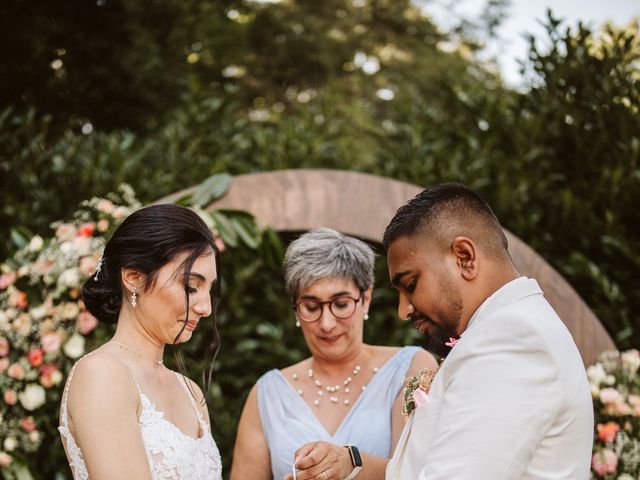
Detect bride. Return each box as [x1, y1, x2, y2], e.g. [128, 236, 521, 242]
[58, 204, 222, 479]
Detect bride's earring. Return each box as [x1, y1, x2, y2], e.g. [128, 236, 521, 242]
[364, 312, 369, 321]
[295, 320, 300, 328]
[131, 287, 138, 308]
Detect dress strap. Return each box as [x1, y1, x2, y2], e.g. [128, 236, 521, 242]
[173, 371, 207, 428]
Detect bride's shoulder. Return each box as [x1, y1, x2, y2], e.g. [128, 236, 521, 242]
[68, 350, 138, 399]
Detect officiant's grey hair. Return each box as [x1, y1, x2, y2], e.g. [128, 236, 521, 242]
[283, 228, 375, 298]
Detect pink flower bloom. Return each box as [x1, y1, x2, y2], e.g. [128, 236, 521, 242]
[71, 236, 92, 256]
[592, 448, 618, 476]
[0, 337, 9, 357]
[0, 358, 9, 372]
[19, 416, 37, 433]
[78, 256, 98, 276]
[7, 363, 25, 380]
[628, 394, 640, 416]
[97, 219, 110, 232]
[39, 364, 62, 388]
[78, 223, 95, 237]
[0, 271, 16, 290]
[413, 388, 430, 408]
[76, 310, 98, 335]
[3, 389, 18, 405]
[41, 332, 62, 354]
[596, 422, 620, 443]
[55, 223, 77, 241]
[600, 388, 624, 404]
[27, 348, 44, 367]
[8, 289, 28, 309]
[215, 236, 226, 253]
[96, 199, 115, 214]
[0, 452, 12, 467]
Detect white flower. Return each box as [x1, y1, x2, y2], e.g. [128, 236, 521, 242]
[28, 431, 41, 443]
[29, 304, 47, 321]
[28, 236, 44, 252]
[18, 384, 46, 411]
[617, 474, 634, 480]
[605, 374, 616, 386]
[2, 437, 17, 452]
[58, 268, 81, 289]
[63, 334, 85, 359]
[621, 349, 640, 375]
[587, 363, 607, 387]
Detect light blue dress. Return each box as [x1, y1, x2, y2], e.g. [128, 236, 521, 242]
[257, 346, 420, 480]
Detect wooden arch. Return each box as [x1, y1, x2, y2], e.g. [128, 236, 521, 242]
[170, 169, 614, 365]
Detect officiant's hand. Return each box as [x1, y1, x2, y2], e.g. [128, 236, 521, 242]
[283, 441, 352, 480]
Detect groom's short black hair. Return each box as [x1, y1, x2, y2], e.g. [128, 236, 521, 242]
[382, 183, 509, 258]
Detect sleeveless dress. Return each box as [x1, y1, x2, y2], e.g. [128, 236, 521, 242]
[58, 357, 222, 480]
[257, 346, 419, 480]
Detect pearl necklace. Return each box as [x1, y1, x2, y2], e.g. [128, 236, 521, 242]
[111, 341, 164, 366]
[292, 364, 379, 407]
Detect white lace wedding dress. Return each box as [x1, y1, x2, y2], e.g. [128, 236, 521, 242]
[59, 360, 222, 480]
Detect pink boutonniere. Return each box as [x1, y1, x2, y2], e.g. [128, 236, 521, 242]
[402, 368, 438, 418]
[445, 336, 460, 348]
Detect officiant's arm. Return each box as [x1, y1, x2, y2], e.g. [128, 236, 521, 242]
[391, 348, 439, 448]
[230, 385, 272, 480]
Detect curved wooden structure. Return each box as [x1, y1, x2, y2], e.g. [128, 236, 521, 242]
[166, 169, 615, 365]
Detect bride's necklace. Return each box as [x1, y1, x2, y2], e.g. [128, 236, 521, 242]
[292, 362, 379, 407]
[111, 341, 164, 366]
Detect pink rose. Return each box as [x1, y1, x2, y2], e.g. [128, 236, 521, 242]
[55, 223, 77, 241]
[97, 219, 110, 232]
[592, 449, 618, 476]
[76, 310, 98, 335]
[78, 223, 95, 237]
[600, 388, 623, 404]
[0, 452, 12, 467]
[4, 389, 18, 405]
[413, 388, 430, 408]
[7, 363, 25, 380]
[0, 358, 9, 372]
[597, 422, 620, 443]
[0, 271, 16, 290]
[628, 394, 640, 416]
[41, 332, 62, 354]
[28, 348, 43, 367]
[79, 256, 98, 276]
[39, 364, 62, 388]
[0, 337, 9, 357]
[8, 289, 28, 309]
[19, 416, 37, 433]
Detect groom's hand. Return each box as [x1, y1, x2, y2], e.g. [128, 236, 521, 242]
[282, 441, 352, 480]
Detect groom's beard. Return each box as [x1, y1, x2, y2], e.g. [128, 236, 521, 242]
[412, 311, 460, 359]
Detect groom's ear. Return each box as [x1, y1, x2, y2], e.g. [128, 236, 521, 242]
[451, 236, 478, 281]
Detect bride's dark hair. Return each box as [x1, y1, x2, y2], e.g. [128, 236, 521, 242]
[81, 203, 221, 400]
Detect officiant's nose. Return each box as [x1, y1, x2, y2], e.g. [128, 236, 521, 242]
[318, 308, 338, 331]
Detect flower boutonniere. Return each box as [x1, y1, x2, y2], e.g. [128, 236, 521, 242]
[402, 367, 438, 418]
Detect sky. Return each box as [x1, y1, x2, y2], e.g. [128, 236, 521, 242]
[422, 0, 640, 86]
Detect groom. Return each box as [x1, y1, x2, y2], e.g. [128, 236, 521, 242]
[383, 183, 593, 479]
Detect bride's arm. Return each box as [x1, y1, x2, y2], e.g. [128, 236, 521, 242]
[67, 355, 152, 479]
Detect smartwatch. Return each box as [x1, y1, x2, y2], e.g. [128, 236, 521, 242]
[342, 444, 362, 480]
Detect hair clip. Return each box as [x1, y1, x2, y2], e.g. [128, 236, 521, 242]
[93, 255, 104, 281]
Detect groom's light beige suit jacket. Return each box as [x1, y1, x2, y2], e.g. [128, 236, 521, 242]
[386, 277, 593, 480]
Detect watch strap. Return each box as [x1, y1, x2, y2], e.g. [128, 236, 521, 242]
[342, 445, 362, 480]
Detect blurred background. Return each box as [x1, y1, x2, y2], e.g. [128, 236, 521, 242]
[0, 0, 638, 477]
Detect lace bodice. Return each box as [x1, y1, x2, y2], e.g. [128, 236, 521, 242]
[58, 359, 222, 480]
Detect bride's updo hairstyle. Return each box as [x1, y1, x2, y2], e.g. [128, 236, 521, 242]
[81, 203, 221, 341]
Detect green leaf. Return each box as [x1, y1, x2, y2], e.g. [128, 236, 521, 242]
[190, 173, 232, 207]
[230, 216, 261, 249]
[10, 226, 32, 250]
[209, 210, 238, 248]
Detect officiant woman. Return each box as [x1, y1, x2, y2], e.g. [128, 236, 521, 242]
[230, 228, 437, 480]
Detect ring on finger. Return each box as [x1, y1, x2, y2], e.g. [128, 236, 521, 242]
[322, 471, 329, 480]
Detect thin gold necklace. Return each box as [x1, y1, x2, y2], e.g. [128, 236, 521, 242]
[110, 341, 164, 366]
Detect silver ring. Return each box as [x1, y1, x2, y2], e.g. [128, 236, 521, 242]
[322, 472, 329, 480]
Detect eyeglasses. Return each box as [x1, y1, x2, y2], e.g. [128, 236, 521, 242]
[293, 295, 363, 323]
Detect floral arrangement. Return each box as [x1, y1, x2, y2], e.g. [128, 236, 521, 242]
[588, 349, 640, 479]
[0, 186, 140, 476]
[402, 367, 438, 417]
